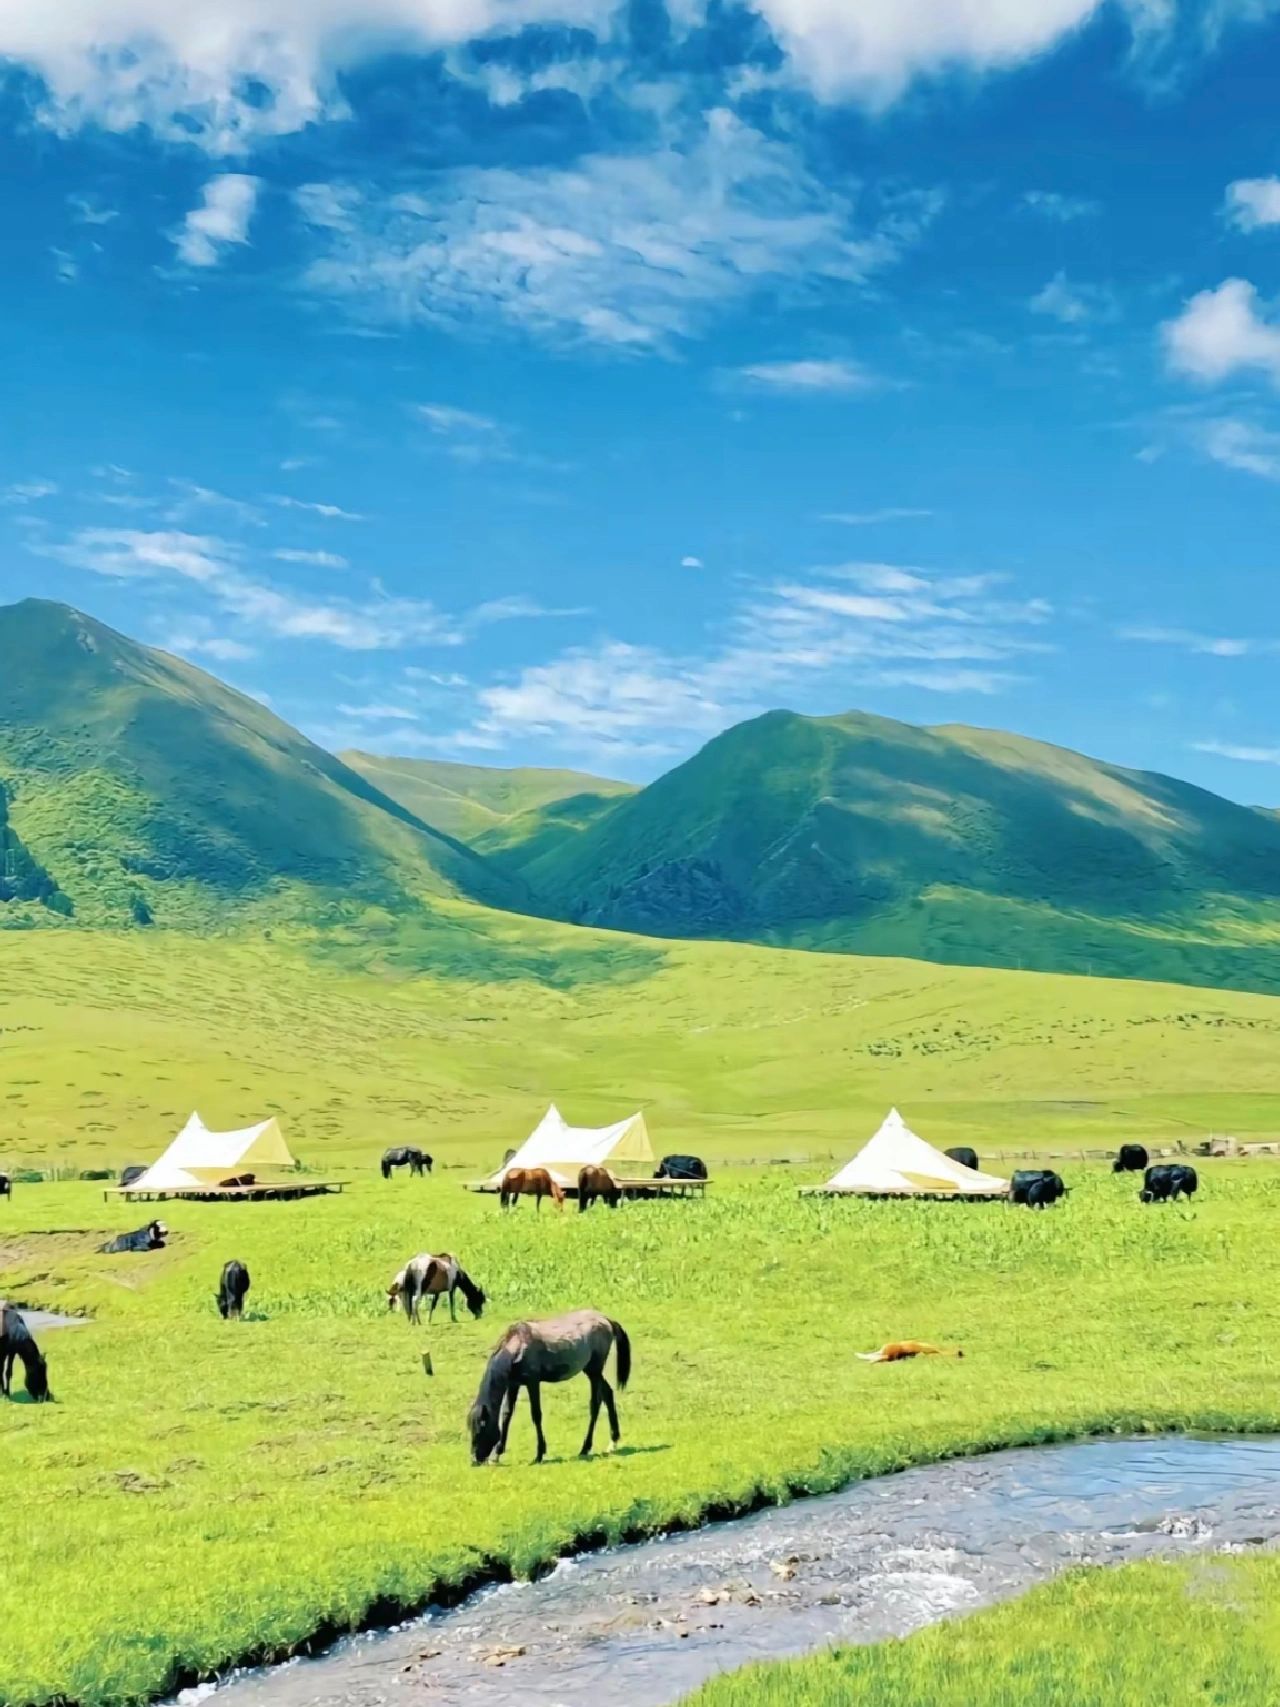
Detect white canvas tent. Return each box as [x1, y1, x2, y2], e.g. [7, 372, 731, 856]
[126, 1112, 296, 1194]
[815, 1108, 1008, 1198]
[485, 1104, 654, 1189]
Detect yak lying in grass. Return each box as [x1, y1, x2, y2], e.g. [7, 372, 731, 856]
[217, 1260, 250, 1319]
[1010, 1169, 1067, 1209]
[99, 1220, 168, 1254]
[1140, 1163, 1198, 1204]
[1113, 1144, 1149, 1174]
[944, 1146, 979, 1172]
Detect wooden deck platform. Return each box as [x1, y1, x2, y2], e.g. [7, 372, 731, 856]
[468, 1176, 708, 1200]
[104, 1180, 345, 1204]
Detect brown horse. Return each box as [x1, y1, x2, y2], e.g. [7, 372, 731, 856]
[499, 1167, 565, 1212]
[577, 1165, 621, 1212]
[388, 1253, 486, 1324]
[468, 1309, 631, 1464]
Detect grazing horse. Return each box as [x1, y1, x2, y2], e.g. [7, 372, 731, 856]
[99, 1219, 168, 1254]
[577, 1165, 620, 1212]
[388, 1253, 486, 1325]
[857, 1340, 964, 1363]
[0, 1302, 50, 1401]
[381, 1146, 432, 1181]
[468, 1309, 631, 1465]
[499, 1167, 565, 1212]
[1113, 1144, 1149, 1174]
[217, 1260, 251, 1319]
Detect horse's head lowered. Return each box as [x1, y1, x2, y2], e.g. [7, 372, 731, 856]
[468, 1395, 501, 1465]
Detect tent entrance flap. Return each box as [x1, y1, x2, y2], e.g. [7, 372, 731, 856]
[820, 1109, 1008, 1198]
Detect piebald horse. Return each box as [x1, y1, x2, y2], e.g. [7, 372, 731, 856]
[469, 1309, 631, 1464]
[388, 1253, 486, 1325]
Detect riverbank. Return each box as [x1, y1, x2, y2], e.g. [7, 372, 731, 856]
[4, 1168, 1280, 1704]
[687, 1549, 1280, 1705]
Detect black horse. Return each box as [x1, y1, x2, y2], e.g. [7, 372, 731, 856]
[0, 1302, 50, 1401]
[217, 1260, 251, 1319]
[1113, 1144, 1149, 1174]
[381, 1147, 432, 1180]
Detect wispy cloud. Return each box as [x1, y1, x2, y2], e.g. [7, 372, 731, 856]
[415, 403, 499, 436]
[336, 702, 419, 721]
[299, 113, 939, 352]
[166, 479, 265, 526]
[1223, 177, 1280, 231]
[173, 174, 260, 268]
[160, 623, 257, 662]
[820, 506, 931, 525]
[681, 555, 704, 569]
[1198, 416, 1280, 481]
[2, 480, 58, 504]
[443, 559, 1049, 759]
[1021, 190, 1100, 221]
[268, 494, 366, 521]
[1163, 278, 1280, 387]
[40, 527, 456, 650]
[1029, 271, 1115, 325]
[68, 193, 117, 225]
[1120, 624, 1270, 657]
[735, 358, 878, 393]
[1193, 738, 1280, 764]
[272, 547, 349, 568]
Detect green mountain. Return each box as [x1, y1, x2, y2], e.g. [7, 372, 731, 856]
[0, 600, 517, 930]
[502, 708, 1280, 994]
[340, 752, 634, 857]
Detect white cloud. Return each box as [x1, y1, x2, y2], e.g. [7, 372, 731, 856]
[736, 358, 878, 392]
[1029, 270, 1112, 324]
[0, 0, 1172, 149]
[820, 507, 931, 525]
[300, 114, 938, 350]
[336, 702, 419, 720]
[173, 174, 260, 268]
[1121, 624, 1265, 657]
[1223, 177, 1280, 232]
[68, 193, 118, 225]
[41, 526, 457, 650]
[415, 403, 499, 435]
[272, 547, 350, 567]
[166, 479, 264, 525]
[161, 625, 257, 661]
[2, 480, 58, 504]
[1021, 190, 1099, 220]
[268, 494, 366, 520]
[1199, 416, 1280, 481]
[681, 555, 704, 569]
[449, 559, 1049, 758]
[1162, 278, 1280, 386]
[1193, 739, 1280, 764]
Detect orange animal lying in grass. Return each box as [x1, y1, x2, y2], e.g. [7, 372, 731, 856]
[856, 1340, 964, 1363]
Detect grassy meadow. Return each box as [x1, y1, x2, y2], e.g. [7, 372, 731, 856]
[687, 1552, 1280, 1706]
[6, 924, 1280, 1703]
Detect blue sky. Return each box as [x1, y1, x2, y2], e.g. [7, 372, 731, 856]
[5, 1, 1280, 796]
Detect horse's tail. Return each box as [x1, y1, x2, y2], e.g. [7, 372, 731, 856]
[610, 1319, 631, 1390]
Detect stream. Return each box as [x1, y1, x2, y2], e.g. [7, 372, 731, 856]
[191, 1434, 1280, 1707]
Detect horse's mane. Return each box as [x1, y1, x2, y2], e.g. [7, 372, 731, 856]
[475, 1331, 521, 1410]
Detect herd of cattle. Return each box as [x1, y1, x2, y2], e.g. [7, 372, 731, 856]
[941, 1143, 1199, 1208]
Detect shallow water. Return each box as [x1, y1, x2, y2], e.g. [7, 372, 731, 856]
[14, 1308, 86, 1333]
[195, 1435, 1280, 1707]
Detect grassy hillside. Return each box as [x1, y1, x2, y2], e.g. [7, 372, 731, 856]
[0, 601, 516, 931]
[340, 751, 633, 850]
[508, 708, 1280, 994]
[4, 919, 1280, 1175]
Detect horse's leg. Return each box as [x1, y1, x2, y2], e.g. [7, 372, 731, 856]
[428, 1293, 439, 1323]
[497, 1382, 520, 1459]
[528, 1382, 548, 1463]
[447, 1286, 456, 1323]
[535, 1187, 543, 1213]
[599, 1373, 621, 1448]
[580, 1372, 604, 1457]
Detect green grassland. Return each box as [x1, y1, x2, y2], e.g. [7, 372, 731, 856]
[687, 1553, 1280, 1706]
[4, 927, 1280, 1702]
[5, 1163, 1280, 1706]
